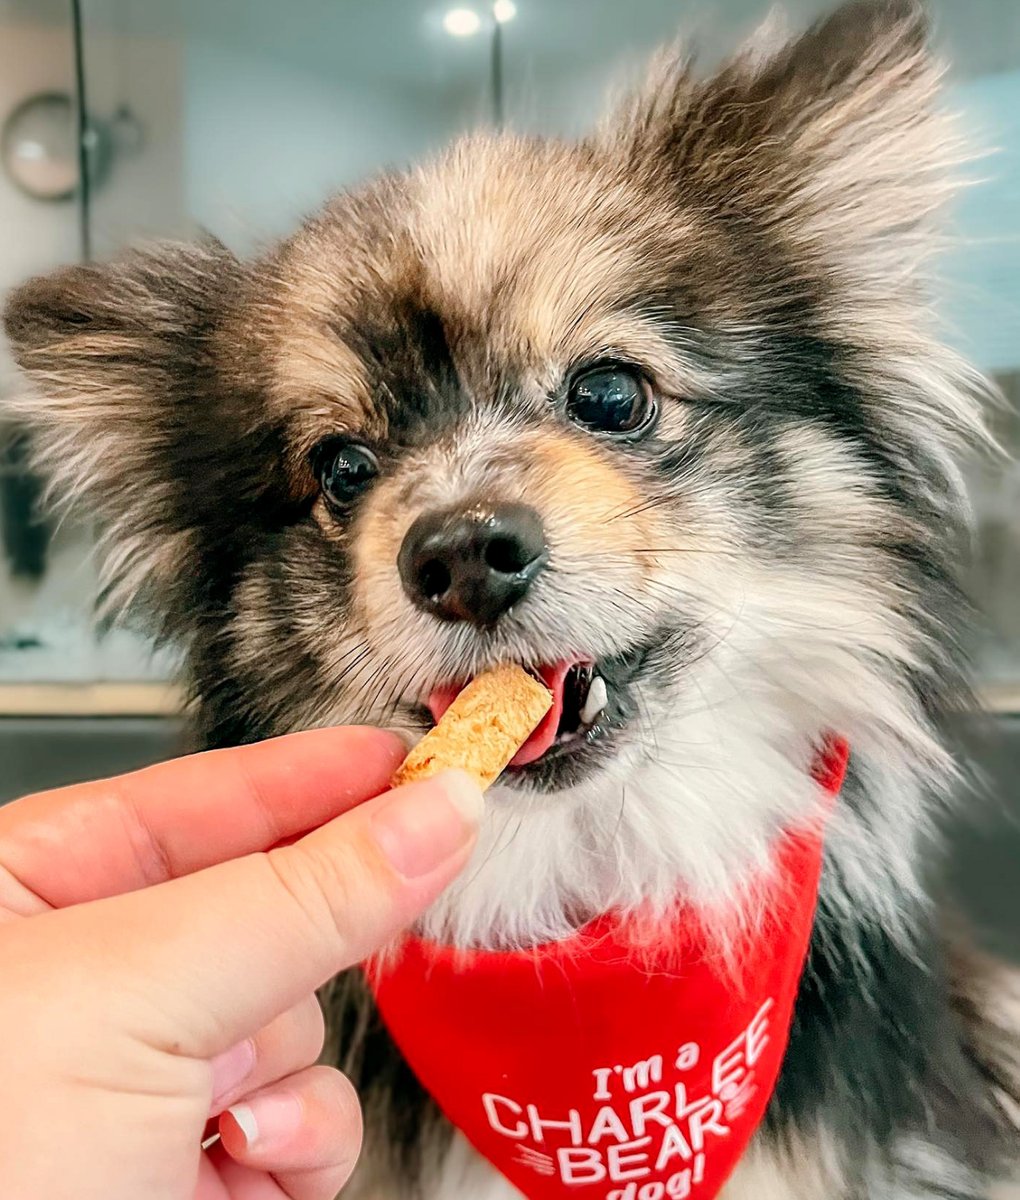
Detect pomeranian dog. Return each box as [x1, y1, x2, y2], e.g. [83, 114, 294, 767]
[4, 1, 1019, 1196]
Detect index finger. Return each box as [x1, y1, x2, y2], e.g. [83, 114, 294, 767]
[0, 727, 406, 913]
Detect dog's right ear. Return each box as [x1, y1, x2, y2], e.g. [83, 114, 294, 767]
[3, 241, 293, 630]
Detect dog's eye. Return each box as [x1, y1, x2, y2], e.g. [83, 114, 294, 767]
[316, 442, 379, 506]
[565, 367, 656, 436]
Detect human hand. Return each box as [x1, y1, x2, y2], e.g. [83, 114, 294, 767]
[0, 727, 481, 1200]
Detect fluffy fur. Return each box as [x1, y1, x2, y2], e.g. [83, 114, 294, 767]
[3, 2, 1018, 1196]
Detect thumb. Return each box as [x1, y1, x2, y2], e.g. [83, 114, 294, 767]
[16, 770, 482, 1057]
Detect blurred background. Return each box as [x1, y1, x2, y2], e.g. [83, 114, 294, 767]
[0, 1, 1017, 954]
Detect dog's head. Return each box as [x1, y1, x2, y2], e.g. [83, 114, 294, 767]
[3, 2, 989, 944]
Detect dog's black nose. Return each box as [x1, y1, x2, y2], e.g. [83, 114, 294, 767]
[398, 502, 548, 628]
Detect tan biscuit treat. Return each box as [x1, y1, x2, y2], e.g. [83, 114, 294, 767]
[392, 664, 553, 791]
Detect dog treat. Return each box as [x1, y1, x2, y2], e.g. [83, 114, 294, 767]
[392, 664, 552, 791]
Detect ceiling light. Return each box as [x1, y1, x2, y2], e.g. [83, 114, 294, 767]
[443, 8, 481, 37]
[493, 0, 517, 22]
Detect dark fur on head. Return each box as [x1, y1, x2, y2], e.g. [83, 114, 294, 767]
[4, 2, 1018, 1196]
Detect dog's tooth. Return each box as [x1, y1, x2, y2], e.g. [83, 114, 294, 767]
[580, 674, 608, 725]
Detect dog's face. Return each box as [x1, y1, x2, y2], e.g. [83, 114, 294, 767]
[3, 2, 988, 944]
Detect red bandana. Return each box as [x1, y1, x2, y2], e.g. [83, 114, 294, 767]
[367, 740, 848, 1200]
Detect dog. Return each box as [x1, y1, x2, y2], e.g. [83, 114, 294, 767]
[4, 2, 1018, 1196]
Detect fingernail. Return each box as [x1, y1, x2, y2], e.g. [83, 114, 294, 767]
[370, 769, 483, 879]
[382, 726, 419, 752]
[209, 1039, 256, 1109]
[225, 1091, 303, 1149]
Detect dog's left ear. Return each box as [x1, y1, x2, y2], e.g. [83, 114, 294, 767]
[600, 0, 955, 275]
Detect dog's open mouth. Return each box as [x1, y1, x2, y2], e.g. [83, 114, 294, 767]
[427, 659, 609, 769]
[409, 635, 664, 790]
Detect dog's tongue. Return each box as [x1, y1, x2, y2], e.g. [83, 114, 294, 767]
[427, 662, 570, 768]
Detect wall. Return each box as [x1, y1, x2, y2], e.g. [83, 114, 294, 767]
[942, 68, 1020, 374]
[0, 17, 185, 683]
[84, 30, 187, 254]
[0, 21, 78, 325]
[183, 41, 482, 248]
